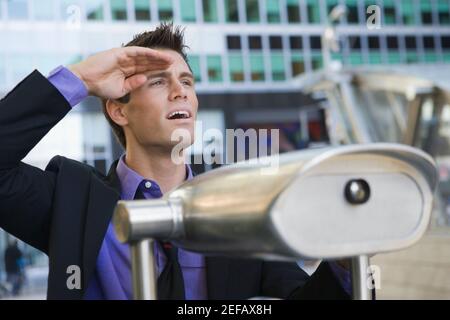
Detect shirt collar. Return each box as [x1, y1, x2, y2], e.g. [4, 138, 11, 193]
[115, 154, 193, 200]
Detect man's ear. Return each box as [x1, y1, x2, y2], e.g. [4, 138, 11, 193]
[106, 99, 129, 127]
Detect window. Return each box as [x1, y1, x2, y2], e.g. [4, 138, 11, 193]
[368, 52, 382, 65]
[387, 52, 401, 64]
[420, 0, 434, 25]
[271, 54, 285, 81]
[158, 0, 173, 21]
[249, 36, 262, 50]
[405, 36, 417, 50]
[306, 0, 320, 23]
[229, 54, 244, 82]
[383, 0, 397, 25]
[134, 0, 151, 21]
[111, 0, 127, 21]
[86, 0, 104, 21]
[438, 0, 450, 24]
[32, 0, 54, 20]
[345, 0, 359, 24]
[7, 0, 28, 20]
[188, 55, 201, 83]
[401, 0, 416, 25]
[203, 0, 218, 22]
[368, 36, 380, 50]
[266, 0, 280, 23]
[386, 36, 399, 49]
[181, 0, 196, 22]
[227, 35, 241, 50]
[225, 0, 239, 22]
[309, 36, 321, 50]
[291, 53, 305, 76]
[423, 36, 436, 50]
[60, 0, 82, 23]
[406, 52, 419, 64]
[249, 54, 265, 81]
[348, 52, 363, 65]
[286, 0, 300, 23]
[269, 36, 283, 50]
[207, 56, 222, 82]
[348, 35, 361, 50]
[246, 0, 259, 23]
[290, 36, 303, 50]
[442, 35, 450, 49]
[311, 53, 323, 70]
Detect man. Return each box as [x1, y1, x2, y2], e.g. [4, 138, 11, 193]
[4, 239, 24, 296]
[0, 23, 351, 300]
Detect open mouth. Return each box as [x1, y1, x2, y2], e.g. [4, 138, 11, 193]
[167, 110, 191, 120]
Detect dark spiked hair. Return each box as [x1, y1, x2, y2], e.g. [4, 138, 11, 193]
[102, 23, 189, 149]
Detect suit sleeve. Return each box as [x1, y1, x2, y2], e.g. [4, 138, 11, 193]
[0, 70, 72, 253]
[260, 261, 350, 300]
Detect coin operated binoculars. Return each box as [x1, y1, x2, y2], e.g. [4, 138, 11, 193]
[113, 143, 437, 300]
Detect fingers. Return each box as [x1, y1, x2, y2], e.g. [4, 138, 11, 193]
[123, 74, 148, 94]
[122, 46, 174, 64]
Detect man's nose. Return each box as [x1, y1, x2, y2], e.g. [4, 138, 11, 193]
[170, 81, 187, 100]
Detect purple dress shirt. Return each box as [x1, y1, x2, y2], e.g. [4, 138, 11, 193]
[46, 65, 352, 299]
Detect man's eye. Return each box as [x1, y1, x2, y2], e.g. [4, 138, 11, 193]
[150, 80, 164, 86]
[182, 80, 193, 86]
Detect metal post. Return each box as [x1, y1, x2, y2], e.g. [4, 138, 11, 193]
[351, 255, 372, 300]
[130, 239, 158, 300]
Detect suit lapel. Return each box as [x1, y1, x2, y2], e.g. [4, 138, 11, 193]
[206, 256, 231, 299]
[82, 161, 121, 291]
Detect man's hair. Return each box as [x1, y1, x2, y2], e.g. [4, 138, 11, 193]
[102, 23, 189, 149]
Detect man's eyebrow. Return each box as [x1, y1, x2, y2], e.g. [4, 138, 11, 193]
[146, 71, 195, 80]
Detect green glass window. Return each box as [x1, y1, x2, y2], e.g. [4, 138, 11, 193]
[111, 0, 127, 21]
[368, 52, 382, 65]
[246, 0, 260, 23]
[229, 54, 244, 82]
[438, 0, 450, 24]
[158, 0, 173, 21]
[181, 0, 196, 22]
[387, 52, 401, 64]
[207, 56, 223, 82]
[286, 0, 300, 23]
[383, 0, 397, 25]
[345, 0, 359, 24]
[203, 0, 218, 22]
[311, 53, 323, 70]
[188, 55, 201, 83]
[266, 0, 280, 23]
[348, 52, 363, 65]
[249, 54, 265, 82]
[443, 52, 450, 62]
[406, 52, 419, 64]
[87, 0, 104, 21]
[291, 53, 305, 76]
[306, 0, 320, 24]
[271, 54, 285, 81]
[331, 52, 342, 62]
[401, 0, 416, 25]
[327, 0, 339, 16]
[8, 0, 28, 20]
[225, 0, 239, 22]
[420, 1, 433, 25]
[32, 0, 54, 20]
[135, 0, 151, 21]
[424, 52, 438, 63]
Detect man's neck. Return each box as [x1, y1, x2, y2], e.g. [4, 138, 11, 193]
[124, 145, 186, 194]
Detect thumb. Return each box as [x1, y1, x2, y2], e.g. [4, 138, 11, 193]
[123, 74, 148, 94]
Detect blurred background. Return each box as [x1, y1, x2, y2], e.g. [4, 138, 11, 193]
[0, 0, 449, 299]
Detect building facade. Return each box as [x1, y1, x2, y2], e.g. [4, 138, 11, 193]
[0, 0, 449, 292]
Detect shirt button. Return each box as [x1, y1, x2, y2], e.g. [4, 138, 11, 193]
[144, 181, 152, 189]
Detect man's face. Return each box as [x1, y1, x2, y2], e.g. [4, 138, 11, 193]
[122, 49, 198, 152]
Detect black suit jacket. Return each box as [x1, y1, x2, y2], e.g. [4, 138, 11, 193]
[0, 70, 350, 300]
